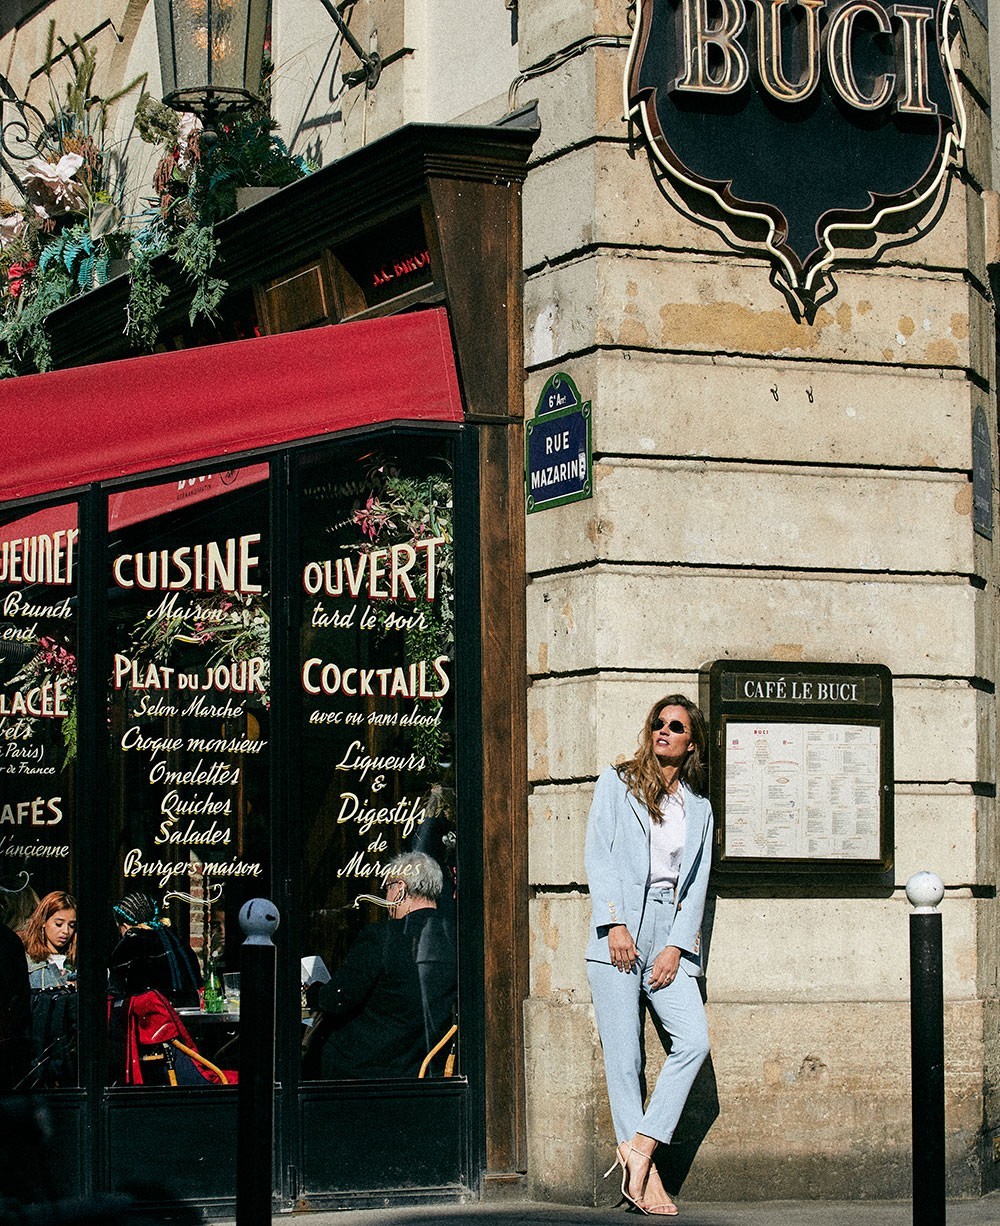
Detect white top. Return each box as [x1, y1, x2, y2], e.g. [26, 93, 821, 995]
[649, 790, 685, 889]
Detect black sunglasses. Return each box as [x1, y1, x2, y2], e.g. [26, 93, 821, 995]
[652, 718, 689, 734]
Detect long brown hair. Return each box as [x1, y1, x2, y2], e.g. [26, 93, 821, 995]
[19, 890, 77, 965]
[616, 694, 708, 819]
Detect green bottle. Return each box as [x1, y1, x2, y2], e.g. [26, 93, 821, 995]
[204, 959, 225, 1013]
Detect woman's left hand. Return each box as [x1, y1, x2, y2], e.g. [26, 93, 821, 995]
[648, 945, 681, 991]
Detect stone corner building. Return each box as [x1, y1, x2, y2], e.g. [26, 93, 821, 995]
[517, 0, 1000, 1205]
[1, 0, 999, 1209]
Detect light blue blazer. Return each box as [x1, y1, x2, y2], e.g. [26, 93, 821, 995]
[584, 765, 714, 976]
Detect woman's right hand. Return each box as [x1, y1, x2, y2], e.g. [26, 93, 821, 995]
[607, 924, 638, 973]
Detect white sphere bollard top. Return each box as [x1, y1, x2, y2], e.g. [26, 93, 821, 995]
[905, 872, 945, 914]
[239, 898, 280, 945]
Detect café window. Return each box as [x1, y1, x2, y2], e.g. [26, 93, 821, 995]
[0, 502, 80, 1090]
[0, 424, 468, 1099]
[296, 438, 459, 1082]
[106, 469, 271, 1087]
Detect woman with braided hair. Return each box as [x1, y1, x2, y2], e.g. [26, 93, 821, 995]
[109, 892, 202, 1008]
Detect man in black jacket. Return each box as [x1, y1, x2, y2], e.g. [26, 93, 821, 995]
[307, 852, 456, 1080]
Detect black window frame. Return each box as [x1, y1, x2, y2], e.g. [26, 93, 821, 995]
[1, 417, 484, 1207]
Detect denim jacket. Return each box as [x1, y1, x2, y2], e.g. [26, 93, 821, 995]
[26, 956, 76, 991]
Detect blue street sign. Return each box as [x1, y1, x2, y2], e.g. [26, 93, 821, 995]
[525, 401, 592, 513]
[537, 372, 581, 415]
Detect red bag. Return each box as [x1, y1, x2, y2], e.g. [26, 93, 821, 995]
[121, 990, 238, 1086]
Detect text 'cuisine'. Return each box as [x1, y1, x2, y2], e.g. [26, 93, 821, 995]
[113, 534, 262, 593]
[111, 534, 446, 599]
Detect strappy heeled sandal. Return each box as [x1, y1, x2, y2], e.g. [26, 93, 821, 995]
[640, 1161, 679, 1216]
[603, 1143, 651, 1214]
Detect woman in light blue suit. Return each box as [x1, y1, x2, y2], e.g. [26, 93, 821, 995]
[585, 695, 713, 1216]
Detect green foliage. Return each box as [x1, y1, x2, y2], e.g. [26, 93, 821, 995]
[8, 635, 78, 763]
[117, 102, 314, 351]
[348, 462, 455, 766]
[61, 699, 77, 767]
[38, 223, 111, 291]
[175, 223, 226, 325]
[136, 107, 312, 332]
[134, 93, 179, 147]
[124, 240, 170, 350]
[196, 114, 311, 223]
[0, 22, 144, 374]
[37, 22, 146, 213]
[0, 33, 312, 377]
[0, 261, 76, 373]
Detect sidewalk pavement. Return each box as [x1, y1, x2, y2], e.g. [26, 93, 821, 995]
[216, 1193, 1000, 1226]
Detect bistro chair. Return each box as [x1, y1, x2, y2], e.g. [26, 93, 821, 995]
[418, 1022, 458, 1079]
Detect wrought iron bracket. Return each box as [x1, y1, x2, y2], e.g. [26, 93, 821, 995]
[315, 0, 382, 90]
[0, 72, 44, 198]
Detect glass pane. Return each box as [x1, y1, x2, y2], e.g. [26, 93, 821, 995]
[106, 467, 270, 1086]
[0, 503, 79, 1091]
[297, 440, 458, 1082]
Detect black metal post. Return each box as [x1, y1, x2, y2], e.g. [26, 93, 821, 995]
[237, 899, 279, 1226]
[909, 885, 945, 1226]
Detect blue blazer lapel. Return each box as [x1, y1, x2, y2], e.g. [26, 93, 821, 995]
[676, 789, 707, 904]
[627, 790, 650, 837]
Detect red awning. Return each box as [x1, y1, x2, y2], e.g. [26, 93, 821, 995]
[107, 464, 270, 529]
[1, 308, 463, 503]
[0, 503, 78, 546]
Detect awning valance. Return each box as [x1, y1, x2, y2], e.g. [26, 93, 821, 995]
[2, 308, 462, 503]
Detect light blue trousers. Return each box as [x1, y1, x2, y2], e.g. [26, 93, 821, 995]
[587, 886, 711, 1145]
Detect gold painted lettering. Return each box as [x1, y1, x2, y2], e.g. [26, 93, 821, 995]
[672, 0, 750, 94]
[749, 0, 824, 103]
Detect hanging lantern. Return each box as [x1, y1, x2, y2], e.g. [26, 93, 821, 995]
[153, 0, 269, 128]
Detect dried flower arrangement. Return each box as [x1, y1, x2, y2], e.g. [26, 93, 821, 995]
[0, 23, 311, 377]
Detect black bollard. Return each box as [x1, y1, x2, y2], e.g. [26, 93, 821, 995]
[907, 872, 946, 1226]
[237, 898, 280, 1226]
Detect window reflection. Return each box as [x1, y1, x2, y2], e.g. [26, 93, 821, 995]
[106, 469, 269, 1086]
[0, 503, 79, 1091]
[297, 442, 459, 1081]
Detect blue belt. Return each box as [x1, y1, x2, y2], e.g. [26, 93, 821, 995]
[647, 885, 675, 903]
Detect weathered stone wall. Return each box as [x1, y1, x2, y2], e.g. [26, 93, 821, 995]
[520, 0, 999, 1202]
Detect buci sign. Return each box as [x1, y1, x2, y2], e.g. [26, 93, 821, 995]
[625, 0, 965, 309]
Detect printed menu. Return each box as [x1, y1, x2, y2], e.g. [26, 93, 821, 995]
[724, 721, 880, 860]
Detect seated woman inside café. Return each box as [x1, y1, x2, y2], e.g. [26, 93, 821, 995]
[18, 890, 78, 1087]
[109, 891, 202, 1008]
[306, 851, 457, 1080]
[19, 890, 77, 989]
